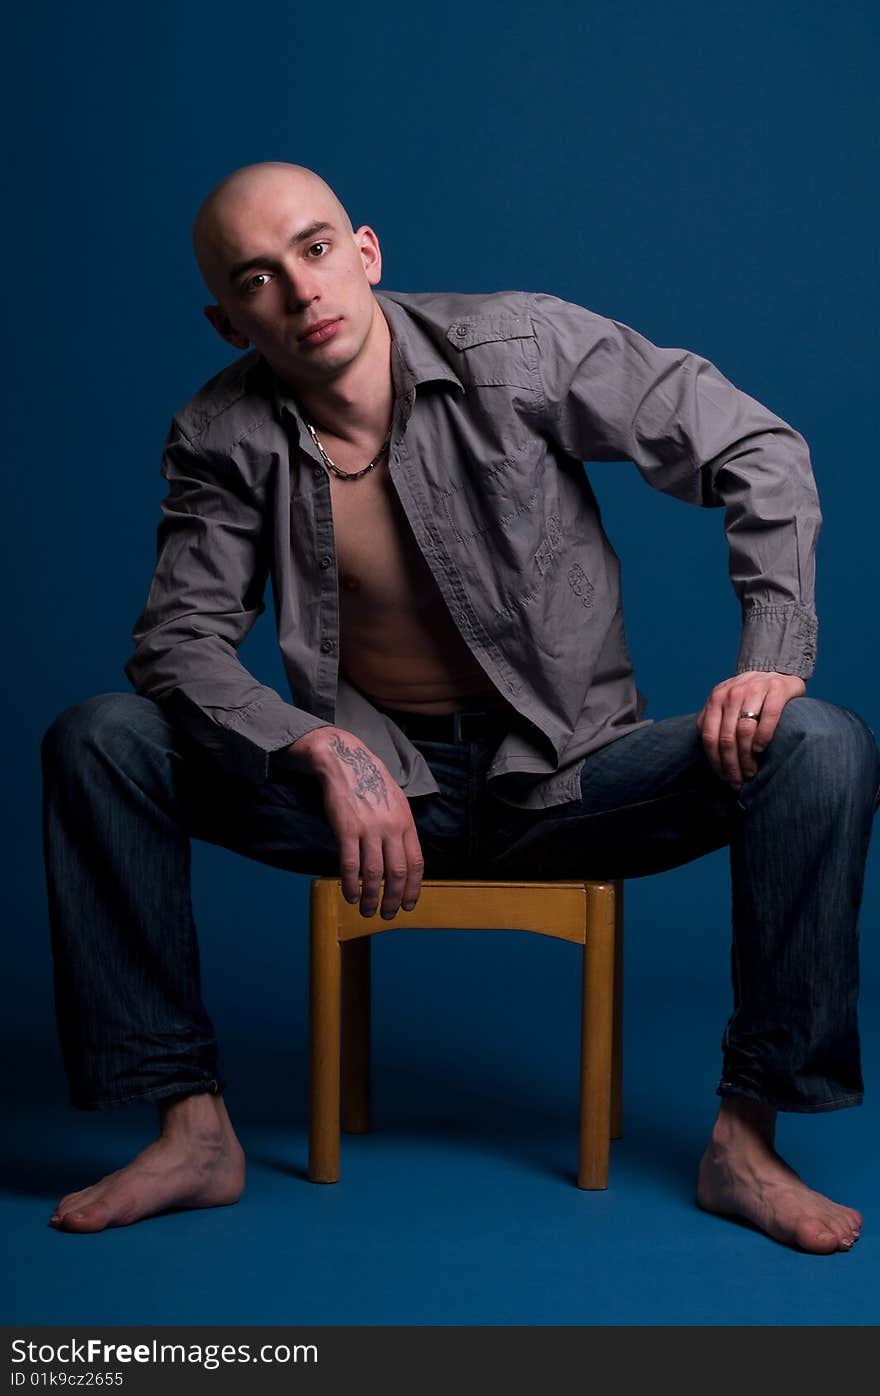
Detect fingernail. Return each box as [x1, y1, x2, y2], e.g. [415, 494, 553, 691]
[381, 909, 396, 919]
[402, 902, 415, 912]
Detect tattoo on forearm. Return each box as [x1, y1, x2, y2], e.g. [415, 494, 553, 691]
[329, 736, 390, 806]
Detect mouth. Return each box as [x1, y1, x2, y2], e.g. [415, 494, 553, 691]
[298, 318, 342, 346]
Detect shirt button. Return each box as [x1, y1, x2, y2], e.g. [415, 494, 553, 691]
[313, 466, 324, 480]
[320, 639, 335, 654]
[320, 555, 333, 568]
[457, 609, 468, 624]
[454, 325, 468, 338]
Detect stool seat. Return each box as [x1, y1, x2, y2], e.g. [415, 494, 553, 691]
[308, 878, 623, 1189]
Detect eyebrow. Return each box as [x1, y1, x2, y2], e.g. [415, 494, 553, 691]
[227, 221, 336, 283]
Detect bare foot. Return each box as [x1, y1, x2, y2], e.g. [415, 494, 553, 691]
[48, 1092, 246, 1233]
[697, 1096, 862, 1254]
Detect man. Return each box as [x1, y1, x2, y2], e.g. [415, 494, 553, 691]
[41, 161, 879, 1251]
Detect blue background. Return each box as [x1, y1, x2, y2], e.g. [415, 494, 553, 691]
[5, 0, 880, 1326]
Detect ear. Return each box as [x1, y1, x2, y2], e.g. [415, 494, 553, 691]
[354, 225, 382, 287]
[203, 304, 251, 350]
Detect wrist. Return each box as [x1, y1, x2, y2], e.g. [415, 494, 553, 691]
[277, 726, 342, 776]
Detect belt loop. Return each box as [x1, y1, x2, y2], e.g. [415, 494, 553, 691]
[453, 711, 463, 742]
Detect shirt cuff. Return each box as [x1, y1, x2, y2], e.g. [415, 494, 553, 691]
[169, 689, 333, 785]
[735, 603, 818, 681]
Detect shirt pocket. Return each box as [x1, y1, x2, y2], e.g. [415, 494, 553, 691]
[446, 313, 538, 391]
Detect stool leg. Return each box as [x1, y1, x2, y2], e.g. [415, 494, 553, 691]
[309, 884, 342, 1183]
[611, 880, 624, 1141]
[342, 937, 371, 1133]
[579, 882, 615, 1189]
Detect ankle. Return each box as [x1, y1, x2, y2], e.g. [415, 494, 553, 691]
[158, 1090, 227, 1145]
[711, 1095, 777, 1150]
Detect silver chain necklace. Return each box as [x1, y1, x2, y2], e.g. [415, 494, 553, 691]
[303, 415, 392, 481]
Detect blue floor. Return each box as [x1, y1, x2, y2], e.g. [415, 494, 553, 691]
[6, 930, 880, 1326]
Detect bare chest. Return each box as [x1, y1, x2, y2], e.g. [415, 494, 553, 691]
[328, 461, 434, 607]
[310, 434, 502, 710]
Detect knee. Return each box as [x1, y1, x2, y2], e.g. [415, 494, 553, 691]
[772, 696, 880, 800]
[41, 692, 158, 772]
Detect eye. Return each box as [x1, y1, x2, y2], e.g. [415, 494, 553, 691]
[243, 272, 272, 294]
[308, 241, 330, 257]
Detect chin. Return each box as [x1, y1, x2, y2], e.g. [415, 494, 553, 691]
[304, 336, 359, 367]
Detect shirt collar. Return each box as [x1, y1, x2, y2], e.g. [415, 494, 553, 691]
[374, 290, 465, 397]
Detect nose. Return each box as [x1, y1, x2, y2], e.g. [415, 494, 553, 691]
[283, 265, 319, 311]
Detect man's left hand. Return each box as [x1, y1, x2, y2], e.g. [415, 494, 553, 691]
[696, 670, 807, 787]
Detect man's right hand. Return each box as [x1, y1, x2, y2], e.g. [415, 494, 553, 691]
[280, 727, 425, 919]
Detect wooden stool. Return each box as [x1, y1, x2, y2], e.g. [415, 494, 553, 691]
[308, 878, 623, 1189]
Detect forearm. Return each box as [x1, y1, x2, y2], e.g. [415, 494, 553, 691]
[125, 630, 332, 785]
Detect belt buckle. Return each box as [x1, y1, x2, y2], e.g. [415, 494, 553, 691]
[453, 710, 494, 742]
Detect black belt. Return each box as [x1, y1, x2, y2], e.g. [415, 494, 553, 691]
[377, 703, 506, 743]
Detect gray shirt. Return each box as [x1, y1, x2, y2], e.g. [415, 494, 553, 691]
[125, 288, 821, 810]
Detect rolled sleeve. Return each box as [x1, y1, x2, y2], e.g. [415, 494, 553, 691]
[529, 292, 822, 680]
[124, 420, 330, 783]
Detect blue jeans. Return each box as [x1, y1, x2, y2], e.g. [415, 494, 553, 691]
[40, 691, 880, 1113]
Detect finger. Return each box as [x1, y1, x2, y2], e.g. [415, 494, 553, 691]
[379, 835, 409, 919]
[358, 835, 384, 917]
[750, 691, 785, 756]
[718, 692, 746, 784]
[337, 835, 361, 904]
[400, 826, 425, 912]
[699, 695, 724, 778]
[734, 689, 767, 779]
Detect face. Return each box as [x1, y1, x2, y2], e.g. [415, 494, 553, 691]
[199, 173, 383, 389]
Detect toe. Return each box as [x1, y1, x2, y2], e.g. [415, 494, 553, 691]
[797, 1219, 842, 1255]
[55, 1183, 103, 1216]
[55, 1190, 85, 1210]
[51, 1171, 145, 1232]
[56, 1199, 117, 1233]
[832, 1208, 861, 1245]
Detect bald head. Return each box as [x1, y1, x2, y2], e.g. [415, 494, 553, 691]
[192, 162, 355, 301]
[191, 160, 385, 388]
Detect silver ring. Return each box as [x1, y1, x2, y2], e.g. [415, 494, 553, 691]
[738, 711, 761, 721]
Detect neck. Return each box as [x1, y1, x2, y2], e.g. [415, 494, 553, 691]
[284, 302, 395, 448]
